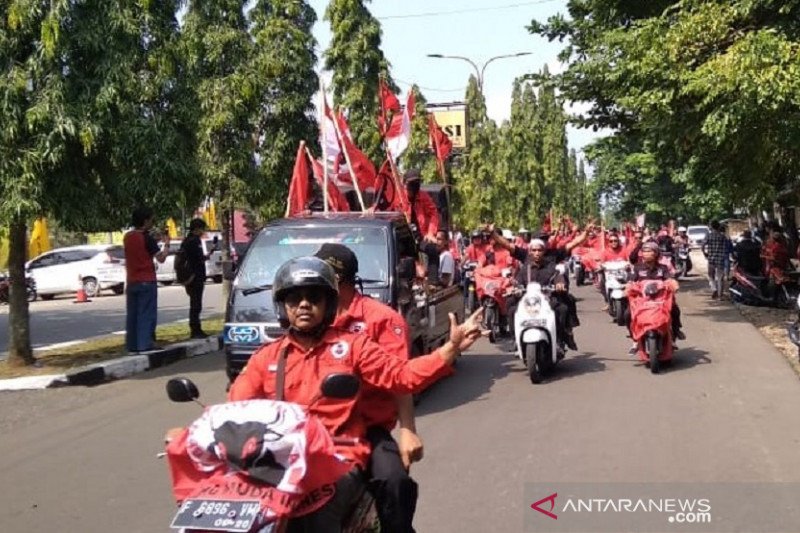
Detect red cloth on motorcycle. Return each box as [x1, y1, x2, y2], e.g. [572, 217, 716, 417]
[166, 400, 351, 521]
[627, 281, 674, 362]
[474, 265, 513, 315]
[333, 292, 410, 431]
[228, 328, 453, 468]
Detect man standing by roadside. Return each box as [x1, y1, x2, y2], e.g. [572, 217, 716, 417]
[702, 220, 728, 299]
[181, 218, 209, 339]
[124, 207, 170, 353]
[315, 243, 424, 533]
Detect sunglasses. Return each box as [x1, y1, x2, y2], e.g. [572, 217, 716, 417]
[284, 289, 326, 307]
[609, 239, 619, 243]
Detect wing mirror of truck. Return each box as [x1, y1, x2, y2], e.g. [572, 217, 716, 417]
[320, 373, 360, 399]
[166, 378, 200, 403]
[398, 257, 416, 281]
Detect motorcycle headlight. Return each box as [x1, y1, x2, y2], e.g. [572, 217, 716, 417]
[522, 295, 542, 315]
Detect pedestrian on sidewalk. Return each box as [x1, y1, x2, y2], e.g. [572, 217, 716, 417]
[702, 220, 728, 299]
[124, 207, 170, 353]
[181, 218, 209, 339]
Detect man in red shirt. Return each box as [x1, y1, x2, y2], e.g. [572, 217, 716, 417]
[123, 207, 169, 353]
[315, 243, 420, 533]
[403, 170, 439, 242]
[228, 256, 483, 532]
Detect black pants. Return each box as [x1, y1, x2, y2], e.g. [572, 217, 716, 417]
[184, 277, 204, 334]
[287, 469, 364, 533]
[419, 242, 440, 285]
[507, 294, 572, 341]
[367, 426, 418, 533]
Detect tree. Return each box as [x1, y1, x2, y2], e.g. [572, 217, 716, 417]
[1, 0, 192, 366]
[324, 0, 393, 162]
[250, 0, 319, 221]
[530, 0, 800, 218]
[181, 0, 259, 299]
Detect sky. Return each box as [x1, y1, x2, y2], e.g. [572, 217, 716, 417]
[307, 0, 610, 157]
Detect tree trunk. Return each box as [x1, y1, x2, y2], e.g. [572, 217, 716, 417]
[221, 206, 232, 303]
[7, 217, 34, 366]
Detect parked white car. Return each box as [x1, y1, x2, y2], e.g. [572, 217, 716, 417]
[154, 235, 227, 285]
[26, 245, 126, 299]
[686, 225, 709, 249]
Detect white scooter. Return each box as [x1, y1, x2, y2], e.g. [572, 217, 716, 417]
[601, 260, 629, 326]
[514, 282, 563, 383]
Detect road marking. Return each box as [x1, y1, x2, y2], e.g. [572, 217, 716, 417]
[38, 340, 83, 351]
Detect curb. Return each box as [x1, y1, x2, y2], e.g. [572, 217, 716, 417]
[0, 336, 222, 391]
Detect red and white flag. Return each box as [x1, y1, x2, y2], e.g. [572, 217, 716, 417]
[310, 157, 351, 212]
[386, 91, 415, 160]
[286, 141, 311, 217]
[334, 111, 376, 190]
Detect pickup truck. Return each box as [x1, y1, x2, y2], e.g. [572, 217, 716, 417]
[222, 212, 464, 381]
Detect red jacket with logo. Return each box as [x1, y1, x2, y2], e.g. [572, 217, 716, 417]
[228, 328, 452, 467]
[333, 293, 410, 431]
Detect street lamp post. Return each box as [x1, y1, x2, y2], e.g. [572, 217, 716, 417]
[426, 52, 531, 92]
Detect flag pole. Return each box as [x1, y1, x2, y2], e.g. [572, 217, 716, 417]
[330, 108, 367, 212]
[320, 82, 330, 214]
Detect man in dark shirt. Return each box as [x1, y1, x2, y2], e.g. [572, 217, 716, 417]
[733, 230, 762, 276]
[625, 242, 685, 354]
[181, 218, 208, 339]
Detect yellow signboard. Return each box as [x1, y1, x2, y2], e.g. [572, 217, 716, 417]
[431, 108, 468, 149]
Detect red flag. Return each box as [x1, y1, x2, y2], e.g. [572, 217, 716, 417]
[386, 91, 415, 160]
[374, 159, 408, 212]
[542, 212, 552, 234]
[335, 111, 376, 190]
[287, 142, 310, 217]
[428, 114, 453, 162]
[310, 157, 350, 212]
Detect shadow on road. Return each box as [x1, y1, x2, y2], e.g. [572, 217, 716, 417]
[549, 351, 607, 381]
[415, 348, 514, 417]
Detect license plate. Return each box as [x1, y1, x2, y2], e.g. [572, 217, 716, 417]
[170, 499, 262, 532]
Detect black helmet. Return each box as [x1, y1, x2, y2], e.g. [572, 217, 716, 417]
[470, 229, 482, 239]
[272, 257, 339, 329]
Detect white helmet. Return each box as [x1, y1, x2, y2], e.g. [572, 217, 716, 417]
[678, 226, 687, 232]
[502, 229, 513, 240]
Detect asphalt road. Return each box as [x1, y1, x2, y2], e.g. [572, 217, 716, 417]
[1, 275, 799, 532]
[0, 283, 225, 354]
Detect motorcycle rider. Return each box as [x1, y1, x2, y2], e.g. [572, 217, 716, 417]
[598, 233, 631, 311]
[624, 242, 685, 354]
[674, 227, 689, 246]
[315, 243, 420, 533]
[505, 238, 577, 351]
[463, 230, 488, 265]
[515, 228, 532, 251]
[228, 256, 484, 533]
[733, 230, 763, 277]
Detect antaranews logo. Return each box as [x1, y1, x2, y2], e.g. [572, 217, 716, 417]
[531, 493, 558, 520]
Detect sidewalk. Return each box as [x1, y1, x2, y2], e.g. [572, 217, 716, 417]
[0, 318, 224, 391]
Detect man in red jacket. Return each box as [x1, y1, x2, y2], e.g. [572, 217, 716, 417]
[315, 243, 421, 533]
[403, 169, 439, 242]
[228, 256, 483, 533]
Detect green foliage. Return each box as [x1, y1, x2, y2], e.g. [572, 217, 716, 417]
[324, 0, 393, 162]
[250, 0, 319, 221]
[530, 0, 800, 220]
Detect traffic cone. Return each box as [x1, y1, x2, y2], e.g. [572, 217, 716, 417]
[74, 274, 90, 304]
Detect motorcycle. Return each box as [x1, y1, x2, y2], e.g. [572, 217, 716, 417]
[513, 282, 563, 384]
[674, 243, 692, 278]
[571, 249, 595, 286]
[627, 280, 675, 374]
[0, 274, 37, 304]
[474, 264, 514, 343]
[462, 260, 479, 314]
[600, 260, 629, 326]
[729, 265, 800, 309]
[163, 374, 378, 533]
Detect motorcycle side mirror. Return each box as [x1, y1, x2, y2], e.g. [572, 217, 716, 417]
[320, 373, 360, 400]
[166, 378, 200, 403]
[397, 257, 416, 281]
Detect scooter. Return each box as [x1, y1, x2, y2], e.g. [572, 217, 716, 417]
[513, 282, 563, 384]
[600, 260, 629, 326]
[729, 265, 800, 309]
[163, 375, 378, 533]
[462, 261, 479, 314]
[0, 274, 37, 304]
[474, 264, 514, 343]
[674, 244, 692, 278]
[627, 280, 675, 374]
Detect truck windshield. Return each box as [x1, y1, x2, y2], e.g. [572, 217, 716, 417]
[236, 226, 390, 289]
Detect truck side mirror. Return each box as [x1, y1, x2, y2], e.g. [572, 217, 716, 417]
[398, 257, 416, 281]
